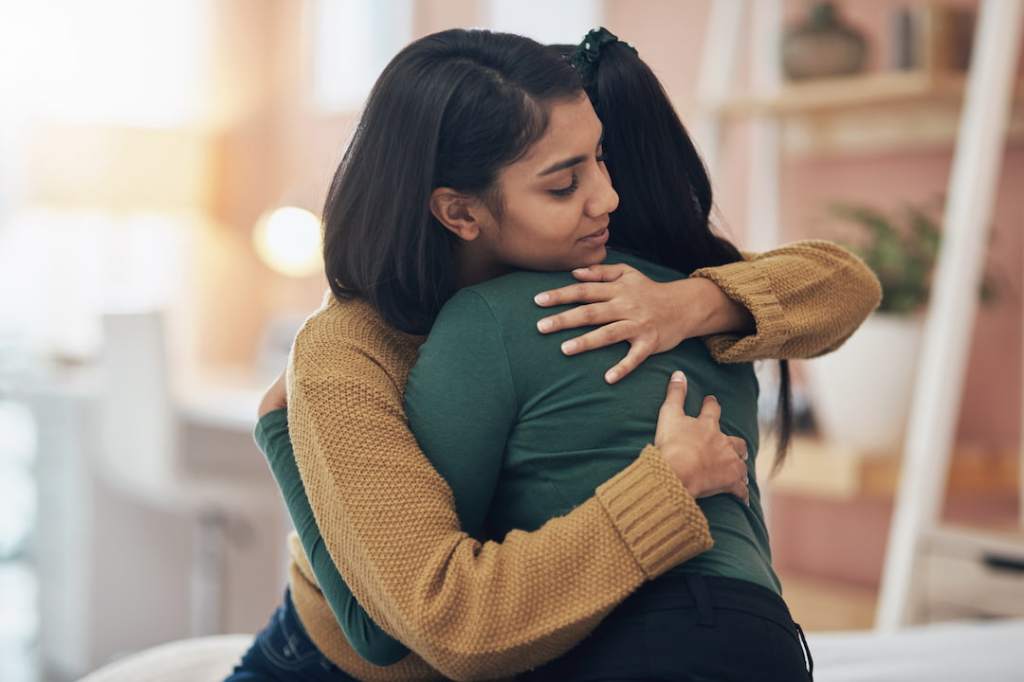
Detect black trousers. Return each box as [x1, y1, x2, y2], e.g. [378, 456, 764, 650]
[519, 574, 814, 682]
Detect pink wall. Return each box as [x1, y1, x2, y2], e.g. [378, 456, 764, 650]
[605, 0, 1023, 450]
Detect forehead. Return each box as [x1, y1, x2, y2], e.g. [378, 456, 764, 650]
[516, 94, 601, 171]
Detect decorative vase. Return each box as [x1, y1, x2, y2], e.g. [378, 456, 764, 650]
[782, 2, 868, 80]
[804, 312, 924, 454]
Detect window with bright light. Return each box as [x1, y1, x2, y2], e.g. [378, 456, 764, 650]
[0, 0, 210, 128]
[313, 0, 415, 112]
[486, 0, 601, 46]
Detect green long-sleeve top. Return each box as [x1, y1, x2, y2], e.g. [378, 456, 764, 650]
[256, 250, 780, 667]
[403, 250, 778, 597]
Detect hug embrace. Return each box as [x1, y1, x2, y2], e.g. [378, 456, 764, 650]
[229, 27, 881, 682]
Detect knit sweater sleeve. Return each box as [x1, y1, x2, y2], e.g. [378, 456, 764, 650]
[288, 315, 712, 681]
[254, 407, 410, 666]
[689, 239, 882, 363]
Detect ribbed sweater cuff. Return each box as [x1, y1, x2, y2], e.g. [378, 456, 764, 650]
[690, 261, 789, 363]
[595, 445, 713, 579]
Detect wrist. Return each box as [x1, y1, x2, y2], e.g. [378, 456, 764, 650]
[657, 441, 696, 493]
[258, 397, 286, 419]
[688, 277, 754, 337]
[674, 468, 696, 495]
[661, 279, 704, 343]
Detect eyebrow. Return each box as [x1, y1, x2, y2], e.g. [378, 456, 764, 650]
[536, 127, 605, 177]
[538, 155, 587, 177]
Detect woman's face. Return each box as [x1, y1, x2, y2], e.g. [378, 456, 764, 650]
[470, 94, 619, 275]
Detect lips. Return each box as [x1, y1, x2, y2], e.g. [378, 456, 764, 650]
[579, 226, 609, 244]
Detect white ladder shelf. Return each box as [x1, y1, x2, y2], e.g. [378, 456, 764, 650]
[695, 0, 1024, 630]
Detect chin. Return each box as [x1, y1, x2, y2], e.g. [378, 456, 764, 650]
[575, 245, 607, 267]
[523, 246, 606, 273]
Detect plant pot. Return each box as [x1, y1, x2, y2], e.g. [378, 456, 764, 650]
[804, 312, 925, 454]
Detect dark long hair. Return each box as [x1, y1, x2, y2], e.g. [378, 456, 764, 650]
[556, 38, 793, 471]
[322, 29, 582, 335]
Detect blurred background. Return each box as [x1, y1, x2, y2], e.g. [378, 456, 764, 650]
[0, 1, 1020, 680]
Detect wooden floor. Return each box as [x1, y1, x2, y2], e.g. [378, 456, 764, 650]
[777, 570, 879, 631]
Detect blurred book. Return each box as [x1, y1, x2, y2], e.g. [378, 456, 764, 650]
[889, 4, 975, 73]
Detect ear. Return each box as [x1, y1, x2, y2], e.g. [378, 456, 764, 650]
[429, 188, 489, 242]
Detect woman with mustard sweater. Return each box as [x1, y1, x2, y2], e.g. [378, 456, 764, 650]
[229, 29, 879, 681]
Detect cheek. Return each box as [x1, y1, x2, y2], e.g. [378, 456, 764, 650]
[490, 193, 594, 270]
[511, 200, 581, 246]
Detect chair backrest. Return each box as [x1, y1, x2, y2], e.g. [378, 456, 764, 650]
[97, 311, 177, 496]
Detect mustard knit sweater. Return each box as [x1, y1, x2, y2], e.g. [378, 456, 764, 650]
[285, 240, 881, 681]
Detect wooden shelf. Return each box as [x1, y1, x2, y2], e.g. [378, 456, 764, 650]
[713, 71, 972, 116]
[760, 440, 1020, 589]
[706, 70, 1024, 156]
[757, 436, 1020, 501]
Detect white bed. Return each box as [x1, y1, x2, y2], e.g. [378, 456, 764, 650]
[806, 619, 1024, 681]
[80, 620, 1024, 682]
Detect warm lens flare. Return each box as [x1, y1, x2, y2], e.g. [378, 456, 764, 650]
[252, 206, 322, 277]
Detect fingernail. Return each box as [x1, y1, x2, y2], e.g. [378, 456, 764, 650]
[606, 369, 619, 383]
[708, 395, 718, 403]
[561, 340, 577, 354]
[573, 267, 588, 274]
[537, 319, 552, 332]
[670, 370, 685, 383]
[534, 293, 550, 305]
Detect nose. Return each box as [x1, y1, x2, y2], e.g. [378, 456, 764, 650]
[585, 165, 619, 219]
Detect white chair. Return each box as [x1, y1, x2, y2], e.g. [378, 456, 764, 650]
[97, 312, 244, 636]
[25, 311, 287, 679]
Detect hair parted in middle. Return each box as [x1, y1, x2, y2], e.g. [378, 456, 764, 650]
[322, 29, 583, 335]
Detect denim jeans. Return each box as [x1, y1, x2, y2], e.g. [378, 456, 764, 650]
[225, 589, 357, 681]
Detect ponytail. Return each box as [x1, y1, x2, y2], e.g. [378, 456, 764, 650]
[560, 29, 794, 471]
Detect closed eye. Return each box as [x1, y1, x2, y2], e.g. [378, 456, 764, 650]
[549, 173, 579, 197]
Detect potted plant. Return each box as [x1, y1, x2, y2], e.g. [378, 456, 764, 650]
[804, 199, 994, 454]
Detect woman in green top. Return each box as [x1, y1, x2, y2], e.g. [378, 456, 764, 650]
[399, 30, 808, 680]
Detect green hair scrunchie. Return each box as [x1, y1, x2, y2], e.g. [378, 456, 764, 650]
[569, 27, 638, 90]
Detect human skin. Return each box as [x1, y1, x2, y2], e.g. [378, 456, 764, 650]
[429, 93, 619, 283]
